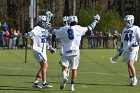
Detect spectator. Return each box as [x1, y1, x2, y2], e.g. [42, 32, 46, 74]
[4, 31, 10, 48]
[22, 32, 26, 48]
[97, 31, 102, 48]
[2, 22, 8, 32]
[103, 32, 108, 48]
[8, 28, 14, 49]
[13, 29, 18, 49]
[87, 31, 93, 48]
[96, 31, 100, 48]
[16, 30, 21, 48]
[0, 32, 3, 47]
[93, 31, 98, 48]
[113, 29, 119, 48]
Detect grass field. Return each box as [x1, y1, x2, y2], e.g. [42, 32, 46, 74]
[0, 49, 140, 93]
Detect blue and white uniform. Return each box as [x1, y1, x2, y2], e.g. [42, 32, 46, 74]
[121, 25, 140, 62]
[30, 26, 49, 62]
[55, 25, 88, 69]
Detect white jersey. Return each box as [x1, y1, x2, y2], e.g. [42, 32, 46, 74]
[30, 26, 49, 53]
[55, 25, 69, 55]
[55, 25, 88, 56]
[121, 25, 140, 52]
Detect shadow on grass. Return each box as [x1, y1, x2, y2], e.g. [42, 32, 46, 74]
[0, 85, 61, 92]
[0, 85, 44, 92]
[0, 73, 34, 77]
[0, 73, 61, 78]
[76, 82, 129, 87]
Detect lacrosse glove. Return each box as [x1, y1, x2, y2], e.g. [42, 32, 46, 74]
[49, 46, 56, 54]
[94, 14, 100, 23]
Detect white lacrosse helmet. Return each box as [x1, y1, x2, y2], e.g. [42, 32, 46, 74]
[68, 16, 78, 25]
[63, 16, 69, 22]
[124, 15, 134, 28]
[38, 15, 47, 28]
[62, 16, 69, 26]
[38, 16, 46, 21]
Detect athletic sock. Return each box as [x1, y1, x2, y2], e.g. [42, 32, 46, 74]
[130, 76, 133, 82]
[43, 81, 47, 84]
[129, 76, 133, 78]
[71, 80, 75, 84]
[34, 80, 39, 83]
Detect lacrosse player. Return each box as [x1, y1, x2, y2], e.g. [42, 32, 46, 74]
[55, 14, 100, 91]
[57, 16, 69, 55]
[29, 11, 55, 88]
[58, 16, 70, 79]
[120, 15, 140, 86]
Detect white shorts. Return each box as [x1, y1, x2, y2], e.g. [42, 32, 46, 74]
[123, 50, 138, 62]
[60, 53, 80, 69]
[33, 50, 47, 62]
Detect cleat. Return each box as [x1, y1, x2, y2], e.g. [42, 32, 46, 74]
[60, 79, 68, 90]
[130, 78, 138, 86]
[131, 82, 138, 86]
[32, 83, 42, 88]
[42, 83, 53, 88]
[70, 84, 75, 91]
[131, 80, 138, 86]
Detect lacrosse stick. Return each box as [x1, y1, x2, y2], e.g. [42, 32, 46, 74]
[110, 42, 139, 63]
[24, 19, 30, 63]
[110, 49, 124, 64]
[25, 36, 27, 63]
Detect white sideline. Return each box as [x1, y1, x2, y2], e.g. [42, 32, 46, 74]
[0, 66, 132, 76]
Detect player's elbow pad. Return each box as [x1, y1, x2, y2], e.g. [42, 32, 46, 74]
[88, 22, 96, 31]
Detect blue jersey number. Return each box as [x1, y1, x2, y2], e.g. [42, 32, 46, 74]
[41, 35, 46, 43]
[41, 31, 46, 43]
[124, 34, 132, 41]
[67, 28, 74, 40]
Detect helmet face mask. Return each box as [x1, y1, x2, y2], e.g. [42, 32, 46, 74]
[63, 21, 68, 26]
[124, 15, 134, 28]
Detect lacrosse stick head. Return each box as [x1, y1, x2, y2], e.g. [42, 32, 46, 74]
[46, 11, 53, 23]
[45, 11, 53, 28]
[110, 57, 116, 64]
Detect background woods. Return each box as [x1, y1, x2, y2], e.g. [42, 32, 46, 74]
[0, 0, 140, 32]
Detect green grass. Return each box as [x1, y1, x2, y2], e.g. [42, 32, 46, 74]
[0, 49, 140, 93]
